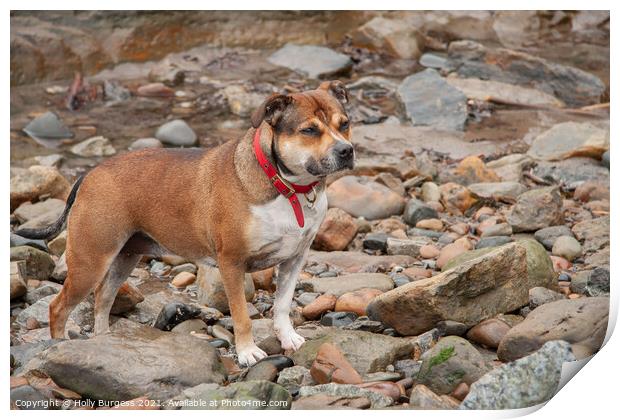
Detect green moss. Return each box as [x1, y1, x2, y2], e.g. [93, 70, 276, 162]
[419, 346, 455, 379]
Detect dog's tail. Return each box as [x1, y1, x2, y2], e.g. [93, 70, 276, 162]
[14, 175, 85, 240]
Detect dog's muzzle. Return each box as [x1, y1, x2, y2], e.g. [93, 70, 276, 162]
[332, 142, 355, 170]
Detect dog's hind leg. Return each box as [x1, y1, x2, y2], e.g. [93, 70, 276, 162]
[49, 239, 120, 339]
[93, 252, 142, 335]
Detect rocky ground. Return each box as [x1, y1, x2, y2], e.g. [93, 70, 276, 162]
[10, 11, 610, 410]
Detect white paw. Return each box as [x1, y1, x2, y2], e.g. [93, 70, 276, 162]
[278, 328, 306, 351]
[237, 344, 267, 367]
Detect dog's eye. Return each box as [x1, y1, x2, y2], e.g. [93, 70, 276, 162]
[300, 126, 319, 136]
[339, 120, 350, 132]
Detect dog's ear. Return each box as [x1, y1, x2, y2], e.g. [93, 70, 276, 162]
[319, 80, 349, 105]
[251, 94, 292, 128]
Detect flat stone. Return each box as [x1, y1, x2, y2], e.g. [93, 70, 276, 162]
[327, 176, 405, 220]
[475, 236, 512, 249]
[532, 157, 609, 190]
[398, 69, 467, 131]
[572, 216, 609, 253]
[298, 383, 392, 408]
[70, 136, 116, 157]
[300, 273, 393, 297]
[507, 186, 563, 232]
[468, 182, 527, 201]
[268, 43, 352, 79]
[534, 225, 574, 250]
[527, 122, 609, 161]
[306, 251, 414, 274]
[23, 111, 73, 147]
[292, 328, 415, 374]
[25, 321, 226, 401]
[10, 246, 55, 280]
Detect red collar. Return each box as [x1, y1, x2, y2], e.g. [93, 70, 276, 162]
[253, 127, 319, 228]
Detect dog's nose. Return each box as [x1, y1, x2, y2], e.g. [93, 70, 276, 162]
[334, 142, 354, 160]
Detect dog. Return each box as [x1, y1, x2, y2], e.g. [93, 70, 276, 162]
[16, 81, 355, 366]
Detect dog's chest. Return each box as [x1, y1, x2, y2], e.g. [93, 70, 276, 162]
[246, 191, 327, 270]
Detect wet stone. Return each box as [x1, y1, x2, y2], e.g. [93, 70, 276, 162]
[320, 312, 358, 327]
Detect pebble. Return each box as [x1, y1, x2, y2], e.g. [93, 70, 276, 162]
[436, 320, 469, 337]
[475, 236, 513, 249]
[402, 266, 432, 281]
[22, 111, 73, 146]
[529, 287, 566, 309]
[550, 255, 572, 272]
[313, 208, 358, 251]
[420, 182, 441, 202]
[170, 272, 196, 288]
[552, 236, 582, 262]
[320, 312, 357, 327]
[415, 218, 443, 231]
[153, 302, 201, 331]
[362, 232, 388, 251]
[451, 382, 470, 401]
[436, 241, 469, 269]
[419, 244, 440, 259]
[211, 324, 235, 344]
[137, 82, 175, 97]
[480, 223, 512, 237]
[129, 138, 163, 150]
[155, 119, 197, 146]
[70, 136, 116, 157]
[403, 199, 438, 226]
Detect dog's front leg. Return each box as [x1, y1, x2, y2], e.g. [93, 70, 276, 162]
[273, 248, 309, 352]
[218, 258, 267, 366]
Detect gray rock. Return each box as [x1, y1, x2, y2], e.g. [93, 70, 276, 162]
[497, 297, 609, 361]
[552, 236, 582, 262]
[529, 287, 566, 309]
[295, 292, 320, 306]
[24, 321, 226, 401]
[507, 186, 563, 232]
[436, 320, 469, 337]
[362, 232, 388, 251]
[10, 246, 55, 280]
[534, 225, 574, 250]
[16, 294, 92, 329]
[14, 198, 65, 223]
[10, 339, 63, 375]
[299, 273, 393, 296]
[155, 119, 197, 146]
[268, 43, 352, 79]
[320, 312, 357, 327]
[306, 250, 414, 274]
[403, 199, 439, 226]
[417, 336, 490, 394]
[196, 265, 255, 314]
[419, 53, 448, 69]
[298, 383, 392, 408]
[398, 69, 467, 131]
[407, 227, 443, 239]
[533, 157, 609, 190]
[23, 111, 73, 148]
[394, 359, 423, 378]
[601, 150, 609, 168]
[167, 380, 291, 410]
[126, 289, 191, 325]
[292, 328, 415, 374]
[461, 341, 574, 409]
[10, 233, 47, 252]
[129, 138, 163, 150]
[24, 281, 62, 304]
[527, 122, 609, 161]
[386, 237, 432, 257]
[572, 216, 609, 253]
[480, 223, 512, 238]
[10, 385, 49, 410]
[475, 236, 512, 249]
[17, 205, 64, 231]
[70, 136, 116, 157]
[468, 182, 527, 201]
[277, 365, 315, 389]
[447, 40, 605, 107]
[570, 267, 610, 297]
[103, 80, 131, 102]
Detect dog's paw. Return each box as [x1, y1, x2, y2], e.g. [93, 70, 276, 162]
[278, 329, 305, 351]
[237, 344, 267, 367]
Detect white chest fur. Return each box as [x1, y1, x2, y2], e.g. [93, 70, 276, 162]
[247, 190, 327, 269]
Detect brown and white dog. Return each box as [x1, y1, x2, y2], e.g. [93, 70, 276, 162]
[16, 81, 354, 366]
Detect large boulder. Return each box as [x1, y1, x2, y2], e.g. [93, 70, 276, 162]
[443, 239, 556, 288]
[367, 241, 555, 336]
[417, 336, 491, 395]
[497, 297, 609, 361]
[24, 321, 226, 401]
[292, 328, 415, 374]
[462, 341, 574, 409]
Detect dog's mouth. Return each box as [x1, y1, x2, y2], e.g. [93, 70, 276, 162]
[306, 154, 355, 177]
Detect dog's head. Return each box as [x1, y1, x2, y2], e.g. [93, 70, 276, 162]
[251, 81, 354, 182]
